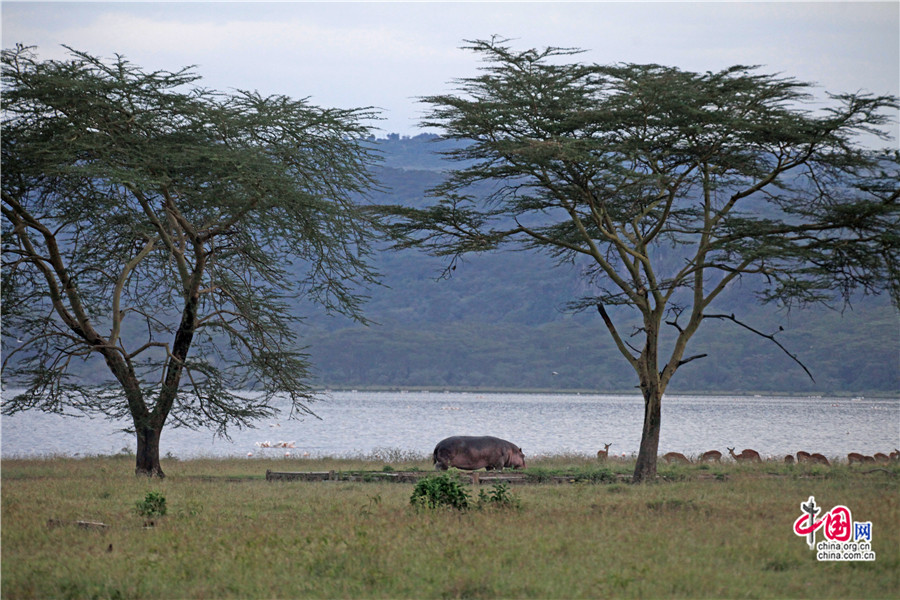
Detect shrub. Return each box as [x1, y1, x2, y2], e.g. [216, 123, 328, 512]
[477, 483, 521, 510]
[410, 473, 470, 510]
[410, 475, 522, 512]
[135, 491, 167, 518]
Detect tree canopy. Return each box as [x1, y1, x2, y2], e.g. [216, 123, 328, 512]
[1, 45, 384, 475]
[386, 38, 900, 482]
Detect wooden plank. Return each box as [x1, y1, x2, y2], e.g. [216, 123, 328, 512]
[264, 470, 630, 485]
[475, 475, 527, 485]
[266, 470, 335, 481]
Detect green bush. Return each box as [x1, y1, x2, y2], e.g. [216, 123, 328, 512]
[410, 473, 470, 510]
[135, 491, 167, 518]
[477, 482, 521, 509]
[410, 475, 522, 512]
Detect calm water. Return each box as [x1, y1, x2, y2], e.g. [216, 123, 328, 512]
[1, 391, 898, 460]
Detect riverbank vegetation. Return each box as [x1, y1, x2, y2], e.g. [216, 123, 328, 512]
[2, 455, 897, 599]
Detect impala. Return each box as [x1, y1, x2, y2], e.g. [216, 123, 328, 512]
[700, 450, 722, 463]
[596, 443, 612, 461]
[727, 447, 762, 463]
[847, 452, 866, 465]
[662, 452, 691, 464]
[809, 453, 830, 466]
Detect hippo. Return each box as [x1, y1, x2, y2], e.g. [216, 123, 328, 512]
[433, 435, 526, 471]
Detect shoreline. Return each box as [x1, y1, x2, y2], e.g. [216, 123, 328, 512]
[314, 386, 898, 399]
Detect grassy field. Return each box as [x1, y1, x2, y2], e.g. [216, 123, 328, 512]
[2, 454, 897, 599]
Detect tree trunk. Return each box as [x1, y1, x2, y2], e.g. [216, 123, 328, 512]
[135, 424, 165, 478]
[99, 350, 166, 477]
[633, 313, 663, 484]
[131, 280, 201, 478]
[632, 386, 662, 483]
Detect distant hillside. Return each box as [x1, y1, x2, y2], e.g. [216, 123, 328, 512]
[10, 135, 897, 395]
[372, 133, 465, 171]
[300, 135, 900, 395]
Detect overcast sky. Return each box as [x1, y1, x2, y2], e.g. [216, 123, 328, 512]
[3, 1, 898, 141]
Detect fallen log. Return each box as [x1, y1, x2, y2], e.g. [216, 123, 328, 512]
[264, 470, 626, 485]
[266, 470, 336, 481]
[48, 518, 108, 530]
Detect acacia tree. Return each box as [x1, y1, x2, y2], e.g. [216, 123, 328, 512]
[387, 39, 899, 483]
[2, 45, 383, 476]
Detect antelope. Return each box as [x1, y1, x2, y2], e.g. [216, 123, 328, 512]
[596, 443, 612, 461]
[700, 450, 722, 463]
[727, 447, 762, 463]
[890, 449, 900, 461]
[796, 451, 812, 463]
[847, 452, 866, 465]
[873, 452, 890, 464]
[784, 455, 795, 464]
[809, 453, 830, 466]
[663, 452, 691, 465]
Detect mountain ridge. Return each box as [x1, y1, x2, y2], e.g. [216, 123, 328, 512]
[301, 135, 900, 394]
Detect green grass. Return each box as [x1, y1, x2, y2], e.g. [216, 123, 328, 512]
[2, 455, 898, 599]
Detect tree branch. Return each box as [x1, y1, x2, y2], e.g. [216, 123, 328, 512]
[110, 236, 158, 349]
[596, 303, 639, 368]
[704, 313, 815, 382]
[675, 353, 708, 368]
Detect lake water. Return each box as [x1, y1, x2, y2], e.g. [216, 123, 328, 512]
[1, 391, 898, 461]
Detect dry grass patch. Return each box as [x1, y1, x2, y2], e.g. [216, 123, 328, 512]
[2, 456, 897, 599]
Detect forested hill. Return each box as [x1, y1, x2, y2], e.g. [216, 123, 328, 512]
[301, 135, 900, 395]
[18, 135, 895, 394]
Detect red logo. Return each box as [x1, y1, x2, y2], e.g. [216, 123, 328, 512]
[793, 496, 874, 561]
[793, 502, 852, 543]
